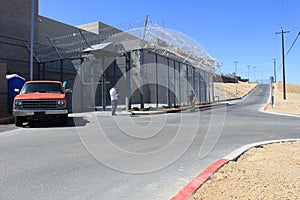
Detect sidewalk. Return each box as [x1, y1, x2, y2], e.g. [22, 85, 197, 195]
[0, 102, 229, 124]
[0, 114, 14, 124]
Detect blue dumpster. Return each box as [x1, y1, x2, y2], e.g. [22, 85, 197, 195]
[6, 74, 25, 113]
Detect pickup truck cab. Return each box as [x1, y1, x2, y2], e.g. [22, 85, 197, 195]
[13, 80, 69, 126]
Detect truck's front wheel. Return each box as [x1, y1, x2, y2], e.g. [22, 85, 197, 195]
[59, 114, 68, 125]
[15, 117, 23, 127]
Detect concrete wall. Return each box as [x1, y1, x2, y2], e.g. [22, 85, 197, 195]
[0, 63, 8, 114]
[37, 16, 81, 42]
[77, 21, 112, 35]
[0, 0, 38, 76]
[0, 0, 38, 115]
[76, 21, 122, 36]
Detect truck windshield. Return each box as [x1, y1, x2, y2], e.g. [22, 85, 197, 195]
[21, 83, 64, 94]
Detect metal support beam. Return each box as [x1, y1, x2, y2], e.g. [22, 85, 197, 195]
[42, 62, 45, 79]
[155, 53, 159, 107]
[37, 63, 41, 79]
[173, 59, 176, 107]
[178, 62, 181, 105]
[167, 57, 171, 107]
[24, 42, 40, 63]
[186, 65, 189, 102]
[126, 52, 131, 110]
[192, 67, 195, 90]
[60, 59, 63, 82]
[101, 57, 106, 111]
[30, 0, 35, 80]
[140, 49, 144, 109]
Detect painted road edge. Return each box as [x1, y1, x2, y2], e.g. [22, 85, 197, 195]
[171, 138, 300, 200]
[170, 158, 228, 200]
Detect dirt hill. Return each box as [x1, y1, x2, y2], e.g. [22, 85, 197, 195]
[214, 82, 258, 101]
[267, 83, 300, 115]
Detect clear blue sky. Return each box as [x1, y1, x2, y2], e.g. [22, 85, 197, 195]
[39, 0, 300, 84]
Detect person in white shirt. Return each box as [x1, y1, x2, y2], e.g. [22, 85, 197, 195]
[109, 86, 118, 115]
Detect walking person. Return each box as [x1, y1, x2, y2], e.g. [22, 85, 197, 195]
[109, 86, 118, 116]
[188, 90, 195, 112]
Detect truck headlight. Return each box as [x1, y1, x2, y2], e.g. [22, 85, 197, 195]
[15, 100, 23, 107]
[57, 100, 66, 108]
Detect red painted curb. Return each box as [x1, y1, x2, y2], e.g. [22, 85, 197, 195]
[263, 85, 273, 111]
[263, 103, 269, 111]
[171, 158, 228, 200]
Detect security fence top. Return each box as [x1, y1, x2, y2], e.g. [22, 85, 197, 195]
[27, 18, 216, 73]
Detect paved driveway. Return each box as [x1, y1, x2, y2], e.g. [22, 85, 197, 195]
[0, 84, 299, 200]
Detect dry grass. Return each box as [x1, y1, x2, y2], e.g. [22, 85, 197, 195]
[214, 82, 258, 101]
[268, 83, 300, 115]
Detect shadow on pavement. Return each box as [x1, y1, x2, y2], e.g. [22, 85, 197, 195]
[23, 117, 90, 128]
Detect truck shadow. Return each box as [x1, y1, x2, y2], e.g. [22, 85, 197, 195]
[23, 117, 89, 128]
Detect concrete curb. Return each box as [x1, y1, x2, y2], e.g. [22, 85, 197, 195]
[259, 84, 300, 118]
[259, 108, 300, 118]
[263, 83, 273, 111]
[130, 103, 228, 115]
[171, 159, 228, 200]
[171, 138, 300, 200]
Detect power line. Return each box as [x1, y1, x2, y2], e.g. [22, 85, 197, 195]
[276, 31, 300, 74]
[285, 32, 300, 58]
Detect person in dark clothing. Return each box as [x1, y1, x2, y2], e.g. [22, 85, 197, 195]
[188, 90, 195, 112]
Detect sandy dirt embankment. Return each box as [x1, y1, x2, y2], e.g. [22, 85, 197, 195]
[214, 81, 258, 101]
[267, 83, 300, 115]
[189, 142, 300, 200]
[189, 82, 300, 200]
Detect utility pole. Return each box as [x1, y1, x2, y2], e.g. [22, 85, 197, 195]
[247, 65, 250, 81]
[233, 61, 238, 94]
[273, 58, 277, 83]
[276, 28, 290, 100]
[30, 0, 35, 80]
[253, 66, 256, 82]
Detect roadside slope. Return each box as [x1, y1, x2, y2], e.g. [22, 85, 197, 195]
[189, 141, 300, 200]
[214, 81, 258, 101]
[267, 83, 300, 115]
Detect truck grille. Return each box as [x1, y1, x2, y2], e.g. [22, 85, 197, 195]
[22, 100, 58, 109]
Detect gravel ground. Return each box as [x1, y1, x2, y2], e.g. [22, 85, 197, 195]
[189, 141, 300, 200]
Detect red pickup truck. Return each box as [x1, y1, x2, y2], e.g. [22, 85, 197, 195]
[13, 80, 70, 126]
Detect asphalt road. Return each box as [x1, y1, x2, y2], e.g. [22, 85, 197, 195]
[0, 84, 299, 200]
